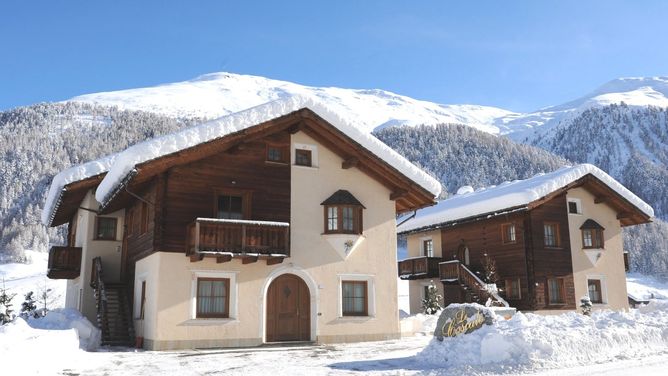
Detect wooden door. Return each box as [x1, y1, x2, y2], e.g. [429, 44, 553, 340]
[266, 274, 310, 342]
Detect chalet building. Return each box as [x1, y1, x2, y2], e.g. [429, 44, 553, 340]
[42, 96, 441, 349]
[397, 165, 653, 314]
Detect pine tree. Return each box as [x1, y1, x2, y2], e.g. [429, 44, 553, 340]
[20, 291, 38, 319]
[0, 279, 16, 324]
[480, 253, 498, 284]
[421, 281, 442, 315]
[580, 295, 592, 316]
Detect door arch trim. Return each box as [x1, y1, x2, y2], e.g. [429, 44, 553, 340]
[260, 266, 318, 342]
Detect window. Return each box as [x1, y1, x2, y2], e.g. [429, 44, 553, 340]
[505, 278, 521, 300]
[547, 278, 565, 304]
[95, 217, 117, 240]
[567, 199, 582, 214]
[140, 202, 149, 234]
[501, 223, 516, 244]
[266, 144, 288, 163]
[543, 223, 560, 247]
[324, 205, 363, 234]
[217, 194, 244, 219]
[321, 190, 365, 234]
[295, 149, 312, 167]
[580, 220, 605, 249]
[196, 278, 230, 318]
[342, 280, 368, 316]
[423, 239, 434, 257]
[587, 279, 603, 304]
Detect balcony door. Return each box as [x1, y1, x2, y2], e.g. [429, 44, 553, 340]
[266, 274, 310, 342]
[215, 189, 251, 220]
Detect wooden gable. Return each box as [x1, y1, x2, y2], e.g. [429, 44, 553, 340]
[49, 174, 105, 227]
[98, 108, 436, 215]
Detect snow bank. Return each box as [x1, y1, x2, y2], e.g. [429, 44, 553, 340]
[0, 309, 99, 374]
[41, 153, 116, 225]
[398, 163, 654, 233]
[418, 301, 668, 370]
[28, 308, 101, 351]
[93, 95, 442, 205]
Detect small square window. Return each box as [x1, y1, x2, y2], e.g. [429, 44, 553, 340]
[95, 217, 117, 240]
[266, 144, 288, 163]
[568, 199, 581, 214]
[295, 149, 312, 167]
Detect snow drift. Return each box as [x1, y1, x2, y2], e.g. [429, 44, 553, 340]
[418, 300, 668, 370]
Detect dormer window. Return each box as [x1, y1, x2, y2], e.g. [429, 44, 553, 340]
[321, 190, 365, 234]
[580, 219, 604, 249]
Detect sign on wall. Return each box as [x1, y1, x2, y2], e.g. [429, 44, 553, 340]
[434, 304, 494, 341]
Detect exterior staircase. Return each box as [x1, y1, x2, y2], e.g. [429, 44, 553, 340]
[91, 257, 135, 346]
[439, 260, 509, 307]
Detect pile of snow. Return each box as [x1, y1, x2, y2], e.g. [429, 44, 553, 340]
[418, 300, 668, 370]
[401, 311, 442, 336]
[627, 272, 668, 301]
[94, 95, 442, 204]
[0, 309, 100, 374]
[398, 163, 654, 233]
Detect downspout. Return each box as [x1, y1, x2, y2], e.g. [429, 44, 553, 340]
[396, 210, 417, 228]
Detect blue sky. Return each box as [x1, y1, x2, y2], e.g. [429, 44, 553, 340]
[1, 1, 667, 112]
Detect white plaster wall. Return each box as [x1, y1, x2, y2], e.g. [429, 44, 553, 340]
[566, 187, 629, 311]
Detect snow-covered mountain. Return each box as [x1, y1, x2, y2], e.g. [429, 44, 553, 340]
[71, 72, 517, 135]
[70, 73, 668, 140]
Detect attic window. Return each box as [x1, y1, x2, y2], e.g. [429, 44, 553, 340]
[321, 190, 365, 234]
[568, 199, 582, 215]
[580, 219, 604, 249]
[266, 143, 288, 164]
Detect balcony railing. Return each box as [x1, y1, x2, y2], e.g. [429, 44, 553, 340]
[47, 246, 82, 279]
[186, 218, 290, 258]
[398, 256, 441, 280]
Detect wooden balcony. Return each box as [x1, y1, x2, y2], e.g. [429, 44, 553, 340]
[186, 218, 290, 265]
[398, 256, 441, 280]
[47, 246, 82, 279]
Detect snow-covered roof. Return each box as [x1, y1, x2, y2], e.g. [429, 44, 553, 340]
[94, 95, 442, 205]
[41, 154, 117, 226]
[397, 164, 654, 234]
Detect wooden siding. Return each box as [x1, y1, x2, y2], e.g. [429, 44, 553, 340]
[160, 133, 291, 253]
[440, 211, 532, 310]
[527, 193, 576, 310]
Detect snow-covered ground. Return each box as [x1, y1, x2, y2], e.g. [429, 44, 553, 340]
[627, 272, 668, 301]
[2, 257, 668, 375]
[0, 250, 66, 311]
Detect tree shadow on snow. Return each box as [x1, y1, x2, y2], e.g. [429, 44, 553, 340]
[328, 355, 441, 373]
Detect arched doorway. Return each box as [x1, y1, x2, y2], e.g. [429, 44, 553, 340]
[457, 243, 470, 266]
[266, 274, 311, 342]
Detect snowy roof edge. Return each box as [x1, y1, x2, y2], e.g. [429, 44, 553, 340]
[93, 95, 442, 204]
[397, 164, 654, 234]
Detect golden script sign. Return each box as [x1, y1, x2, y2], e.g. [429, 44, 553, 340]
[435, 304, 493, 341]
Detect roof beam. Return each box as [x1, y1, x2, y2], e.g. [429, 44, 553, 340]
[617, 212, 631, 220]
[189, 254, 204, 262]
[390, 189, 408, 201]
[342, 157, 359, 169]
[216, 255, 232, 263]
[266, 257, 284, 266]
[241, 255, 259, 264]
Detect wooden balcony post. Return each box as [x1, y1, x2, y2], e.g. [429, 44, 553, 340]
[195, 221, 200, 254]
[241, 224, 247, 251]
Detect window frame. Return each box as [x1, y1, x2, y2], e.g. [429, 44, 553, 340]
[505, 278, 522, 300]
[265, 142, 289, 164]
[582, 228, 604, 249]
[341, 280, 368, 317]
[501, 223, 517, 244]
[567, 198, 582, 215]
[295, 148, 312, 167]
[94, 216, 117, 241]
[423, 238, 434, 257]
[213, 189, 252, 220]
[547, 278, 566, 305]
[195, 277, 231, 319]
[587, 279, 603, 304]
[543, 222, 561, 248]
[323, 205, 363, 235]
